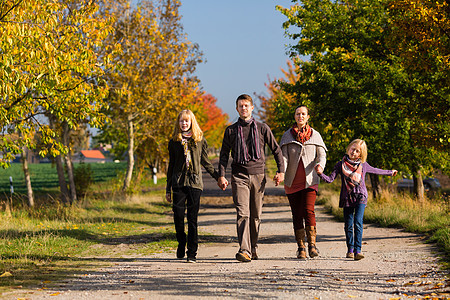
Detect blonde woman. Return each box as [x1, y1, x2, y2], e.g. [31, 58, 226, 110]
[166, 109, 223, 263]
[315, 139, 397, 260]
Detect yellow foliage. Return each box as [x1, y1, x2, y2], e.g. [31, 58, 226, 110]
[0, 0, 114, 164]
[388, 0, 450, 72]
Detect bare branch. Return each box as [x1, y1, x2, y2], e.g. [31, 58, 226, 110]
[0, 0, 23, 22]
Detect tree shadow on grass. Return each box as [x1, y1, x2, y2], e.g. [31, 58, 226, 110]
[0, 254, 137, 290]
[86, 216, 172, 227]
[0, 228, 176, 246]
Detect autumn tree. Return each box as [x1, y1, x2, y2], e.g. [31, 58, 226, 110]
[256, 60, 303, 141]
[387, 0, 450, 75]
[277, 0, 449, 200]
[386, 0, 450, 195]
[191, 93, 229, 150]
[1, 0, 114, 203]
[98, 0, 202, 192]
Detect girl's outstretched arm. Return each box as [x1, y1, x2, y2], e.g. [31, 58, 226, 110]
[365, 163, 397, 177]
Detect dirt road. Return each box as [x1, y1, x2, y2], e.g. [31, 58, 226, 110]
[4, 172, 448, 299]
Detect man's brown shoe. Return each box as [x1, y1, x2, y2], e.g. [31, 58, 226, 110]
[236, 252, 251, 262]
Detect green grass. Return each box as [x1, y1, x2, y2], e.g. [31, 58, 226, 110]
[0, 190, 177, 292]
[0, 162, 128, 196]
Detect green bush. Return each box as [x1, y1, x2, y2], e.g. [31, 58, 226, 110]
[73, 163, 93, 198]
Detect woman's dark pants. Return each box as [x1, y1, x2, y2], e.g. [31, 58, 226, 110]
[172, 187, 202, 259]
[287, 188, 317, 230]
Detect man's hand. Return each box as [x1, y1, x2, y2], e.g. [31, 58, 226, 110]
[315, 165, 323, 175]
[165, 192, 172, 203]
[273, 172, 284, 186]
[217, 176, 228, 190]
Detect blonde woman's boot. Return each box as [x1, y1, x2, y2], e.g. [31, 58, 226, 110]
[306, 226, 319, 258]
[294, 229, 307, 260]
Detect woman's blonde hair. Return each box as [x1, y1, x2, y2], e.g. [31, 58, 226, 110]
[172, 109, 203, 142]
[346, 139, 368, 162]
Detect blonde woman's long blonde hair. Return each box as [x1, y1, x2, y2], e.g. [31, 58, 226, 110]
[172, 109, 203, 142]
[346, 139, 368, 163]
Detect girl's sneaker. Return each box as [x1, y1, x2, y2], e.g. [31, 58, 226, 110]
[354, 253, 365, 260]
[346, 252, 354, 258]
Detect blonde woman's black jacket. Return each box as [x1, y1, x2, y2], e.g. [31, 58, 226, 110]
[166, 137, 219, 193]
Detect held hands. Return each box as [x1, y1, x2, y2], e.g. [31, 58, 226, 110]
[217, 176, 229, 191]
[392, 170, 398, 176]
[315, 164, 323, 175]
[273, 172, 284, 186]
[165, 192, 172, 203]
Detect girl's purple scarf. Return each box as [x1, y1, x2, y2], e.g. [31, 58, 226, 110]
[235, 117, 260, 164]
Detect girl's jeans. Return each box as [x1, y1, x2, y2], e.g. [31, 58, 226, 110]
[343, 203, 366, 253]
[172, 186, 202, 259]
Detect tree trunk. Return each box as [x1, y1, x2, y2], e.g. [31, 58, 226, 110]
[122, 114, 135, 192]
[63, 122, 77, 204]
[369, 173, 381, 199]
[413, 167, 425, 202]
[48, 115, 70, 204]
[55, 154, 70, 204]
[6, 176, 13, 217]
[21, 146, 35, 208]
[64, 155, 77, 203]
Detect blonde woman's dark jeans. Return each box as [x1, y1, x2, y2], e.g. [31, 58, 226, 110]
[172, 186, 202, 259]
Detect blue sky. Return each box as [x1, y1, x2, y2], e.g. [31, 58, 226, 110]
[179, 0, 295, 122]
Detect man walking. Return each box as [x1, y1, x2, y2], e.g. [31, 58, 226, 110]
[218, 94, 284, 262]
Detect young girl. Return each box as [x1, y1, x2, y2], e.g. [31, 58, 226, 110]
[315, 139, 397, 260]
[166, 109, 223, 263]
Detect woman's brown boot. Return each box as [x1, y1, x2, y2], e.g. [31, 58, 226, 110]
[294, 229, 307, 259]
[306, 226, 319, 258]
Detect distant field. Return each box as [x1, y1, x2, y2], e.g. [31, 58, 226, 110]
[0, 162, 127, 196]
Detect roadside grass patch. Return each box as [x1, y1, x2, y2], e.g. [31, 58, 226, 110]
[0, 191, 177, 291]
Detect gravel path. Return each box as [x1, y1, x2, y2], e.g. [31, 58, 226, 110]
[5, 194, 447, 299]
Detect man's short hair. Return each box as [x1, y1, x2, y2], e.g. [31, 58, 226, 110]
[236, 94, 253, 106]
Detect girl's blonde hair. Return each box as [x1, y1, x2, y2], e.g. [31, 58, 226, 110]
[346, 139, 368, 162]
[172, 109, 203, 142]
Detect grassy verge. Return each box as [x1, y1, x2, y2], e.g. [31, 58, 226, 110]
[0, 189, 176, 292]
[317, 181, 450, 267]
